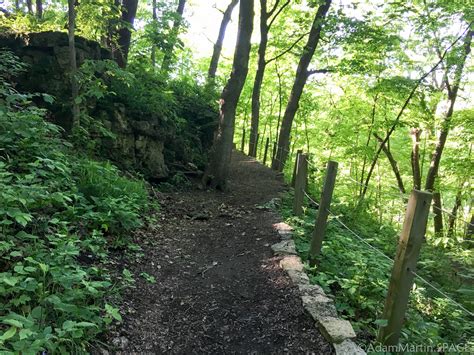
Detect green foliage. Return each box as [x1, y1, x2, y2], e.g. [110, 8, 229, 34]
[0, 51, 149, 352]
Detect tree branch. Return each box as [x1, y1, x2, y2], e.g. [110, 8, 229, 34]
[306, 68, 332, 76]
[268, 0, 290, 29]
[265, 31, 310, 65]
[267, 0, 281, 17]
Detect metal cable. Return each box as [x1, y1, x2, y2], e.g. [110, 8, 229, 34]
[411, 271, 474, 317]
[326, 208, 395, 263]
[303, 190, 320, 207]
[432, 204, 474, 227]
[325, 209, 473, 318]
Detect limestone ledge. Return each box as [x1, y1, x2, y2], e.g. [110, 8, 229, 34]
[271, 222, 366, 355]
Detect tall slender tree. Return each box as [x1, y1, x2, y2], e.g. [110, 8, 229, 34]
[208, 0, 239, 80]
[272, 0, 332, 170]
[115, 0, 139, 68]
[425, 26, 472, 191]
[35, 0, 42, 18]
[202, 0, 254, 190]
[151, 0, 157, 69]
[248, 0, 289, 157]
[425, 25, 472, 237]
[26, 0, 32, 14]
[67, 0, 80, 129]
[161, 0, 186, 74]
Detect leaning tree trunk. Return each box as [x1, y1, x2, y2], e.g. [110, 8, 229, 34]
[208, 0, 239, 80]
[202, 0, 254, 190]
[272, 0, 332, 171]
[425, 28, 472, 192]
[115, 0, 139, 68]
[248, 0, 269, 157]
[357, 35, 461, 203]
[410, 127, 422, 190]
[161, 0, 186, 74]
[374, 134, 406, 195]
[67, 0, 80, 129]
[424, 28, 472, 237]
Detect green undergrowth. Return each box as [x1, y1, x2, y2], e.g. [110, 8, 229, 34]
[278, 190, 473, 350]
[0, 51, 150, 353]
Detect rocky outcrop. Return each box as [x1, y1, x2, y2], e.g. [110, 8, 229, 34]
[0, 31, 169, 178]
[0, 31, 110, 101]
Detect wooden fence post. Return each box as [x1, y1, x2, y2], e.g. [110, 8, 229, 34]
[291, 149, 303, 187]
[293, 153, 308, 216]
[377, 189, 432, 346]
[308, 161, 338, 265]
[263, 137, 270, 165]
[241, 128, 246, 152]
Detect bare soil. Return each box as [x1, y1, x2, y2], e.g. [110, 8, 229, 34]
[106, 151, 333, 354]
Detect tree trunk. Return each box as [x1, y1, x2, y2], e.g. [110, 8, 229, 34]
[433, 191, 444, 237]
[208, 0, 239, 80]
[357, 30, 467, 203]
[359, 66, 449, 202]
[447, 188, 462, 239]
[248, 0, 289, 157]
[410, 127, 422, 189]
[161, 0, 186, 74]
[202, 0, 254, 190]
[359, 93, 378, 195]
[115, 0, 139, 68]
[26, 0, 33, 14]
[272, 0, 332, 171]
[374, 133, 406, 195]
[67, 0, 80, 129]
[35, 0, 42, 18]
[275, 60, 283, 143]
[249, 0, 269, 157]
[466, 214, 474, 238]
[151, 0, 157, 69]
[425, 28, 472, 191]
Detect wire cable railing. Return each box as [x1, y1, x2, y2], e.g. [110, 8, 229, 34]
[298, 166, 474, 319]
[432, 204, 474, 228]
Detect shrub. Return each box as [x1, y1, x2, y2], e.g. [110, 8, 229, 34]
[0, 50, 148, 353]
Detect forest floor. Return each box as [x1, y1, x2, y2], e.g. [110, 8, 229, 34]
[104, 150, 333, 354]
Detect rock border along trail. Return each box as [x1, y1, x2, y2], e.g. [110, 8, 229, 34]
[107, 151, 334, 354]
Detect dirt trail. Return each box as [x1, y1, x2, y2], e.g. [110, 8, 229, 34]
[108, 151, 333, 354]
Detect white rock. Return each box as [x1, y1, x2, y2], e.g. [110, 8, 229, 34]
[278, 230, 293, 240]
[286, 269, 310, 285]
[272, 222, 293, 231]
[301, 295, 338, 321]
[298, 283, 326, 297]
[280, 255, 304, 271]
[271, 240, 297, 255]
[318, 317, 356, 343]
[334, 340, 366, 355]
